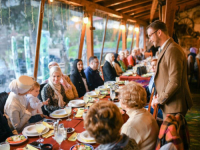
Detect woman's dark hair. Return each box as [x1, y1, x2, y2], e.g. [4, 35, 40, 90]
[114, 53, 121, 67]
[72, 59, 86, 78]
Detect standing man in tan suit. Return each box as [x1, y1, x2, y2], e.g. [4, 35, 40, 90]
[147, 20, 193, 119]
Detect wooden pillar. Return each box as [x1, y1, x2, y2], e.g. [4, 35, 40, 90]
[86, 11, 94, 65]
[130, 28, 135, 52]
[165, 0, 176, 37]
[159, 4, 162, 21]
[143, 26, 146, 51]
[33, 0, 45, 80]
[116, 28, 122, 53]
[99, 15, 108, 66]
[122, 20, 127, 50]
[162, 5, 166, 22]
[135, 24, 140, 48]
[78, 23, 86, 59]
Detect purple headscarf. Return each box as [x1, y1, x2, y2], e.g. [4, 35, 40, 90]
[190, 47, 197, 54]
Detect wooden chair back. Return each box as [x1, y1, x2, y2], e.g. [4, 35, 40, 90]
[196, 57, 200, 87]
[148, 87, 154, 112]
[100, 65, 104, 81]
[144, 52, 153, 58]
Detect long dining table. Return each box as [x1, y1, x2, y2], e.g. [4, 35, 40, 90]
[10, 78, 150, 150]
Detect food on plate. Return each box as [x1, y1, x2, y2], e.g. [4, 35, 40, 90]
[67, 127, 73, 132]
[6, 135, 26, 144]
[72, 144, 92, 150]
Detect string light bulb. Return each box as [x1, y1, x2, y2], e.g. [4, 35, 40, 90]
[128, 26, 133, 31]
[49, 0, 53, 2]
[135, 27, 139, 32]
[120, 25, 125, 30]
[83, 17, 88, 24]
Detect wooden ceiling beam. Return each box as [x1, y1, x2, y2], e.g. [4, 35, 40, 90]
[59, 0, 147, 25]
[92, 0, 105, 2]
[133, 11, 150, 18]
[124, 5, 151, 16]
[150, 0, 158, 22]
[103, 0, 132, 7]
[111, 0, 152, 11]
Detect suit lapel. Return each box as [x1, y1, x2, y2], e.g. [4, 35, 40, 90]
[155, 38, 173, 77]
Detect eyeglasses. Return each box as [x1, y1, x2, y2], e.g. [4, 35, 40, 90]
[148, 30, 158, 38]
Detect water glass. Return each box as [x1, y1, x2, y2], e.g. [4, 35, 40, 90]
[95, 88, 100, 95]
[116, 77, 120, 82]
[35, 122, 45, 142]
[65, 106, 72, 121]
[54, 127, 64, 150]
[0, 142, 10, 150]
[110, 89, 116, 102]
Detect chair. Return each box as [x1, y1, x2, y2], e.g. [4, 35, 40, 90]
[144, 52, 153, 58]
[196, 57, 200, 87]
[100, 65, 104, 81]
[0, 92, 9, 114]
[148, 87, 154, 113]
[37, 83, 49, 116]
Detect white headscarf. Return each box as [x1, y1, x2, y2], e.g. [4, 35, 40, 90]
[105, 53, 114, 65]
[48, 66, 65, 107]
[48, 61, 59, 69]
[5, 75, 34, 109]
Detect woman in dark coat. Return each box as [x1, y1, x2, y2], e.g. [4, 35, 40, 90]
[103, 53, 118, 82]
[70, 59, 90, 97]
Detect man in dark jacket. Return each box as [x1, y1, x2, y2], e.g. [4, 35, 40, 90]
[84, 56, 104, 90]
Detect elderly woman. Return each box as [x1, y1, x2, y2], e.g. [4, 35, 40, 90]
[4, 75, 34, 133]
[45, 62, 79, 100]
[119, 82, 159, 150]
[84, 101, 139, 150]
[103, 53, 118, 82]
[114, 53, 123, 76]
[127, 49, 138, 67]
[122, 50, 129, 68]
[70, 59, 90, 97]
[118, 51, 127, 72]
[41, 66, 68, 114]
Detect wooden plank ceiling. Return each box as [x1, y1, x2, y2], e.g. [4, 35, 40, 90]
[88, 0, 200, 23]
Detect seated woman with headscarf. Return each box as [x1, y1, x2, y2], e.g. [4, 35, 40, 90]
[119, 82, 159, 150]
[114, 53, 124, 76]
[70, 59, 90, 98]
[103, 53, 118, 82]
[41, 66, 69, 114]
[84, 101, 139, 150]
[45, 62, 79, 100]
[4, 75, 35, 133]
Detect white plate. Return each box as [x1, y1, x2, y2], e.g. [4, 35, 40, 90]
[77, 131, 96, 144]
[22, 126, 49, 137]
[6, 135, 28, 145]
[86, 91, 97, 97]
[50, 109, 70, 118]
[24, 124, 46, 135]
[68, 100, 85, 107]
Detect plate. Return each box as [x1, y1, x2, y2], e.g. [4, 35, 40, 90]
[70, 143, 94, 150]
[68, 100, 85, 107]
[66, 127, 75, 133]
[22, 126, 49, 137]
[50, 109, 71, 118]
[86, 91, 98, 98]
[6, 135, 28, 145]
[77, 131, 96, 144]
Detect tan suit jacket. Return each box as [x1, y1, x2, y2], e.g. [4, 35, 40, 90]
[154, 38, 193, 114]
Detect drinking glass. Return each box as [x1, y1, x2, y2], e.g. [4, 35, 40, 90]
[35, 123, 45, 142]
[110, 89, 116, 102]
[95, 88, 100, 95]
[54, 127, 64, 150]
[65, 106, 72, 121]
[0, 142, 10, 150]
[116, 77, 120, 82]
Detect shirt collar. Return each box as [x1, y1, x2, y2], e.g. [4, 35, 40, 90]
[160, 38, 170, 50]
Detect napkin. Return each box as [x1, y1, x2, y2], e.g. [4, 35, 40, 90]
[42, 130, 54, 138]
[75, 108, 84, 117]
[42, 121, 54, 129]
[68, 132, 79, 141]
[26, 144, 39, 150]
[98, 95, 106, 99]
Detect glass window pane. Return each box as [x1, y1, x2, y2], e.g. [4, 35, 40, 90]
[0, 0, 40, 93]
[139, 26, 144, 48]
[127, 25, 134, 51]
[102, 19, 120, 65]
[37, 3, 83, 83]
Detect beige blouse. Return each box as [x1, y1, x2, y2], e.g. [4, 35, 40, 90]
[114, 62, 123, 76]
[121, 108, 159, 150]
[63, 75, 79, 100]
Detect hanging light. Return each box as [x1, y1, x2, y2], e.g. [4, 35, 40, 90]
[128, 26, 133, 31]
[71, 16, 80, 22]
[135, 27, 139, 32]
[48, 0, 53, 3]
[120, 25, 125, 30]
[83, 17, 88, 24]
[113, 24, 119, 29]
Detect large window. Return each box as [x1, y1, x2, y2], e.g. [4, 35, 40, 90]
[37, 3, 83, 82]
[0, 0, 40, 92]
[102, 18, 120, 64]
[139, 26, 144, 48]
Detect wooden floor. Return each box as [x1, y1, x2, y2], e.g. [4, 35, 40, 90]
[185, 82, 200, 149]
